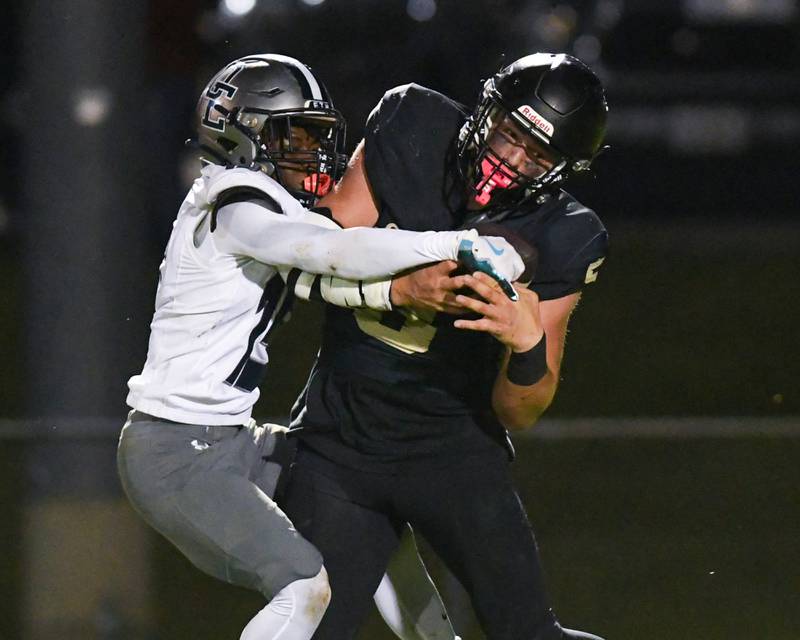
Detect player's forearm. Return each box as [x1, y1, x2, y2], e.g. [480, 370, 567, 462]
[490, 292, 578, 431]
[316, 226, 468, 279]
[492, 363, 558, 431]
[216, 202, 470, 280]
[491, 337, 557, 431]
[280, 268, 393, 311]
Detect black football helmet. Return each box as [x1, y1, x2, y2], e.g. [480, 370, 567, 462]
[194, 54, 347, 206]
[458, 53, 607, 211]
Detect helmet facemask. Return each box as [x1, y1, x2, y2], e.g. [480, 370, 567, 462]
[459, 95, 570, 211]
[226, 109, 346, 208]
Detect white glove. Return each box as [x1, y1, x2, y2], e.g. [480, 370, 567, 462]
[457, 229, 524, 300]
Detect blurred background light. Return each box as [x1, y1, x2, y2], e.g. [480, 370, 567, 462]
[72, 87, 112, 127]
[533, 4, 578, 48]
[573, 34, 602, 63]
[595, 0, 624, 29]
[406, 0, 437, 22]
[683, 0, 797, 23]
[221, 0, 257, 18]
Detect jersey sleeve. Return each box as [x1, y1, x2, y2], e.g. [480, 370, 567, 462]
[530, 204, 609, 301]
[363, 84, 464, 232]
[363, 85, 411, 216]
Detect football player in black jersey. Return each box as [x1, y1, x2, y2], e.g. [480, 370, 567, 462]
[282, 54, 609, 640]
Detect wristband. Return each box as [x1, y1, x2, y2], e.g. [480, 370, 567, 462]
[506, 334, 547, 386]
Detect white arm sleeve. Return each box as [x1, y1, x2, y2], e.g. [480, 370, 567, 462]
[212, 201, 468, 280]
[279, 267, 394, 311]
[374, 526, 459, 640]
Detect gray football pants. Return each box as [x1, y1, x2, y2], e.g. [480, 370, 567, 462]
[117, 410, 323, 598]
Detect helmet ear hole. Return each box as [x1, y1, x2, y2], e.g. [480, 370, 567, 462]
[217, 138, 237, 153]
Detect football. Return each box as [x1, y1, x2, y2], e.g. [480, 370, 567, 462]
[472, 222, 538, 284]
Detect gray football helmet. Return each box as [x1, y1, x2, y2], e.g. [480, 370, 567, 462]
[194, 53, 347, 206]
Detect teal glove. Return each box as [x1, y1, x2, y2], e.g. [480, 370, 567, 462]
[457, 231, 522, 301]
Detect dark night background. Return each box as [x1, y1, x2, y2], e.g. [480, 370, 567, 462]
[0, 1, 798, 639]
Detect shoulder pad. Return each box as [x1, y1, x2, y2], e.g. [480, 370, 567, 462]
[523, 194, 609, 300]
[195, 165, 301, 216]
[367, 83, 463, 136]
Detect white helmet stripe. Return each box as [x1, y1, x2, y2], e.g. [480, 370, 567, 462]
[267, 53, 323, 100]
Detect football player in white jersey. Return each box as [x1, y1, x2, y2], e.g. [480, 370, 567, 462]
[118, 54, 520, 640]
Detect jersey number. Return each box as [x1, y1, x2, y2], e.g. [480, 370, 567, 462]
[584, 257, 605, 284]
[354, 308, 437, 355]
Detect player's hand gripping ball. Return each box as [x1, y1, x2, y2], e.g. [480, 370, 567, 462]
[457, 230, 522, 300]
[472, 222, 538, 284]
[456, 224, 537, 301]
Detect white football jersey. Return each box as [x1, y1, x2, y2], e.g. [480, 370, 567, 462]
[127, 166, 308, 425]
[127, 165, 482, 425]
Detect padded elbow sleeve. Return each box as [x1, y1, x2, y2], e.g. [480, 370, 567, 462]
[289, 270, 392, 311]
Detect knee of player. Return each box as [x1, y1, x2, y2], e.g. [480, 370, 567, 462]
[299, 566, 331, 623]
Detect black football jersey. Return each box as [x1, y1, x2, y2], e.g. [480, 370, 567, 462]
[291, 84, 608, 471]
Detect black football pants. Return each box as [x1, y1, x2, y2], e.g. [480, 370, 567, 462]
[281, 444, 563, 640]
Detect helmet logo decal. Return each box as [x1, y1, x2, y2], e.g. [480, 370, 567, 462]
[201, 67, 243, 132]
[305, 99, 332, 110]
[517, 105, 554, 139]
[254, 87, 284, 98]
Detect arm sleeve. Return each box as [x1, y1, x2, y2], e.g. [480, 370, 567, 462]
[279, 267, 393, 311]
[212, 199, 467, 280]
